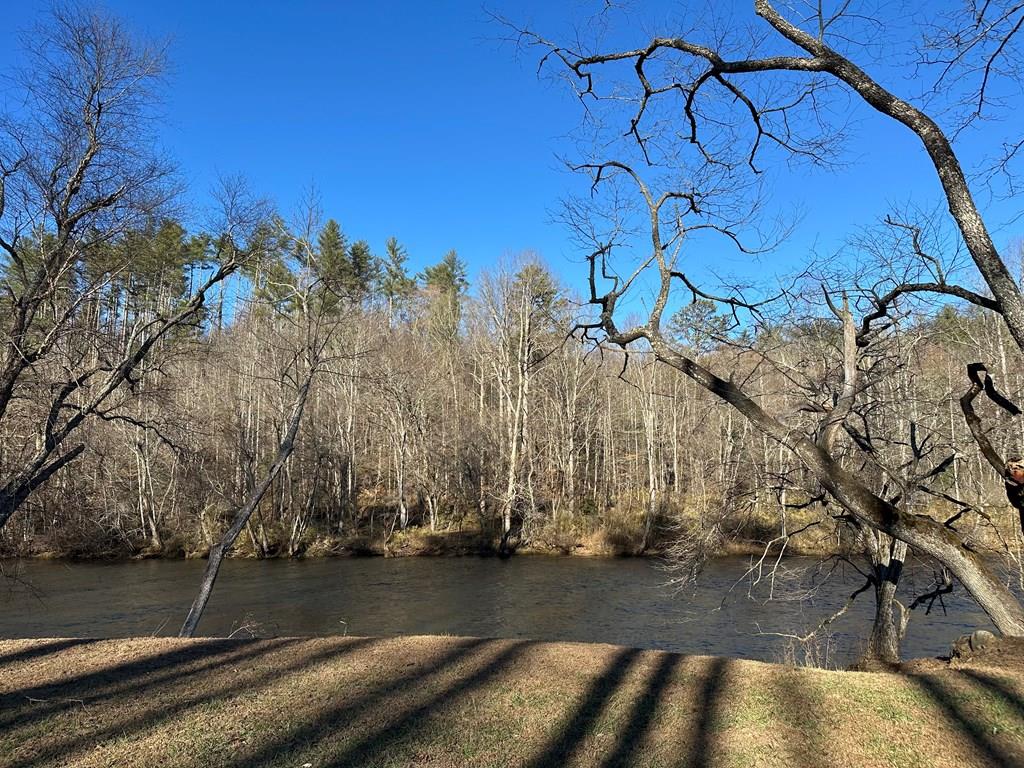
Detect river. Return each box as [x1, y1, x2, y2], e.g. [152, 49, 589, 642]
[0, 555, 1002, 666]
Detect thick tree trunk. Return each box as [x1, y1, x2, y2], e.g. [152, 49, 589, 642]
[866, 578, 904, 665]
[861, 537, 908, 666]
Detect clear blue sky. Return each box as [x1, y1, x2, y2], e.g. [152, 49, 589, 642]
[0, 1, 1020, 294]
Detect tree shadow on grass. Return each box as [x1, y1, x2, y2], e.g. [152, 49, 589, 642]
[0, 638, 96, 668]
[597, 651, 682, 768]
[523, 652, 729, 768]
[318, 640, 531, 768]
[13, 637, 379, 768]
[960, 670, 1024, 721]
[4, 641, 851, 768]
[215, 636, 500, 768]
[688, 656, 729, 768]
[909, 672, 1024, 767]
[220, 642, 693, 768]
[769, 666, 841, 768]
[0, 638, 295, 732]
[6, 636, 516, 768]
[522, 647, 642, 768]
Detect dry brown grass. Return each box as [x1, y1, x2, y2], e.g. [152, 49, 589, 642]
[1, 636, 1022, 767]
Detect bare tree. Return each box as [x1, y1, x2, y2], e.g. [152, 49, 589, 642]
[510, 0, 1024, 637]
[179, 203, 336, 636]
[0, 7, 256, 531]
[557, 157, 1024, 637]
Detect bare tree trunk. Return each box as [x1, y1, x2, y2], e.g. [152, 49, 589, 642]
[638, 360, 659, 553]
[179, 370, 314, 638]
[861, 534, 909, 665]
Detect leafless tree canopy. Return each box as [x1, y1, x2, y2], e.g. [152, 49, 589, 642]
[497, 0, 1024, 645]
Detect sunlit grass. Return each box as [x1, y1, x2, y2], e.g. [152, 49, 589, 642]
[1, 637, 1021, 767]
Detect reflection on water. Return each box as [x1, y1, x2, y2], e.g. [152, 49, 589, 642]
[0, 555, 1000, 665]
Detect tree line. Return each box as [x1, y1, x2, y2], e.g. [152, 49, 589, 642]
[3, 200, 1022, 577]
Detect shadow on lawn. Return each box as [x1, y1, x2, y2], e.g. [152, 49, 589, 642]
[0, 638, 96, 668]
[272, 644, 722, 768]
[11, 634, 1024, 768]
[960, 670, 1024, 722]
[909, 671, 1024, 768]
[597, 651, 683, 768]
[525, 651, 729, 768]
[769, 665, 841, 768]
[4, 637, 506, 768]
[216, 637, 503, 768]
[0, 638, 294, 732]
[690, 657, 730, 768]
[522, 646, 643, 768]
[12, 637, 378, 768]
[319, 640, 529, 767]
[4, 640, 743, 768]
[28, 640, 1022, 767]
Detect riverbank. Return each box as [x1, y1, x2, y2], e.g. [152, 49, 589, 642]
[2, 524, 835, 561]
[2, 636, 1022, 767]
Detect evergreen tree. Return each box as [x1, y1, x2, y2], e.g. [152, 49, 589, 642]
[421, 249, 469, 295]
[307, 219, 349, 313]
[346, 239, 380, 300]
[245, 215, 299, 315]
[511, 261, 565, 369]
[513, 262, 560, 314]
[309, 220, 381, 309]
[420, 250, 469, 342]
[316, 219, 349, 285]
[668, 299, 731, 355]
[381, 236, 416, 321]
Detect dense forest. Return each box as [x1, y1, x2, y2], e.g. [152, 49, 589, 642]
[2, 212, 1022, 575]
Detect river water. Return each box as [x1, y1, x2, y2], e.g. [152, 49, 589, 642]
[0, 555, 1002, 666]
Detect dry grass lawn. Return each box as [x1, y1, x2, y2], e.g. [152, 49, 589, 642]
[1, 636, 1022, 767]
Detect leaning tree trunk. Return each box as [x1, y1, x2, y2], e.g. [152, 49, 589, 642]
[179, 371, 314, 638]
[649, 337, 1024, 636]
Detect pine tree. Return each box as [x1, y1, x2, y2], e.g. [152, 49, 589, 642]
[668, 299, 731, 355]
[420, 249, 469, 343]
[381, 236, 416, 321]
[346, 240, 380, 300]
[421, 249, 468, 295]
[317, 219, 347, 264]
[316, 219, 349, 294]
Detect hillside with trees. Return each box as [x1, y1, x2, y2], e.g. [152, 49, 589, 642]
[3, 209, 1022, 581]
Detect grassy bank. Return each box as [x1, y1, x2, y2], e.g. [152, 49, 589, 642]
[2, 637, 1022, 767]
[5, 522, 840, 561]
